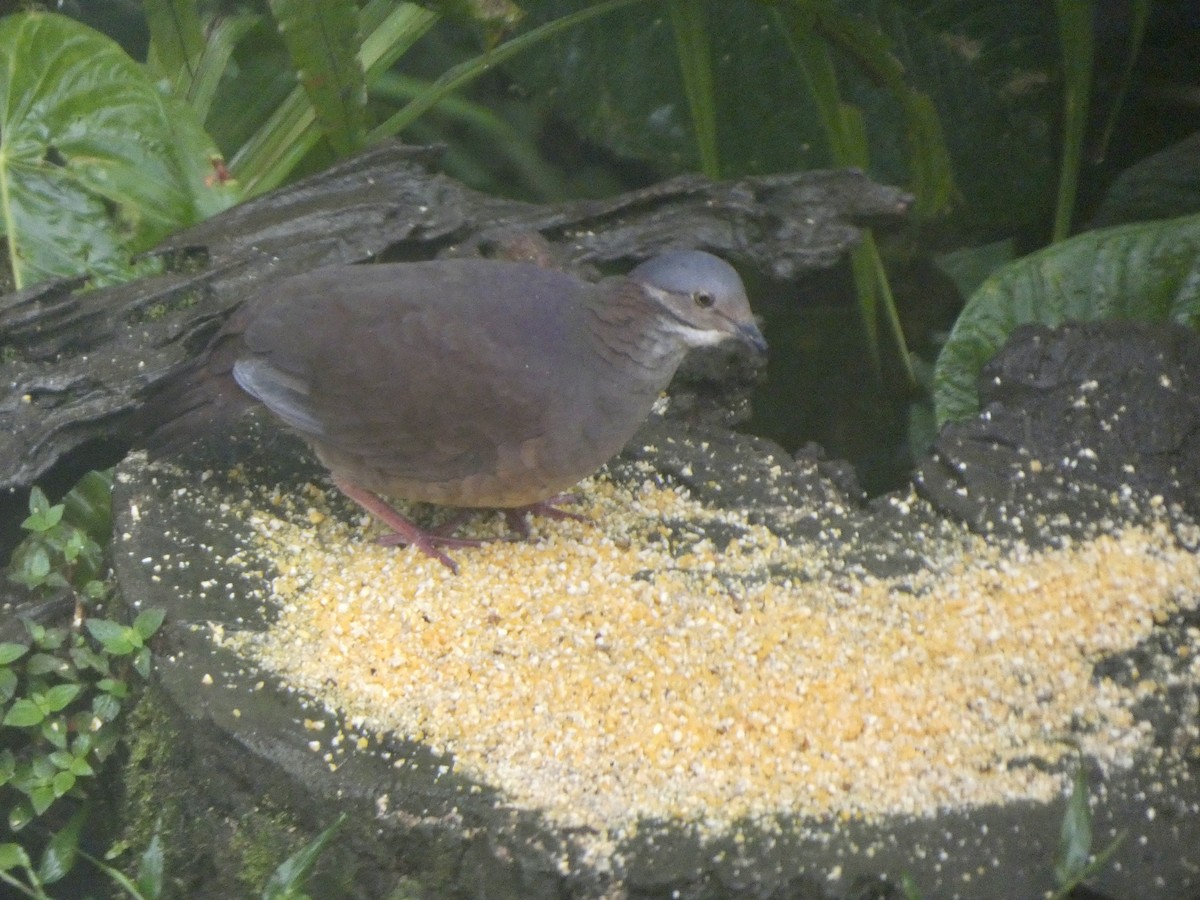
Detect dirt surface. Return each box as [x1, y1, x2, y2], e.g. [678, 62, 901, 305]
[110, 320, 1200, 899]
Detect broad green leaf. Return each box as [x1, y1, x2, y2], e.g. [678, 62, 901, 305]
[62, 469, 114, 545]
[30, 784, 57, 815]
[180, 12, 262, 122]
[0, 643, 27, 666]
[135, 827, 165, 900]
[51, 770, 76, 798]
[134, 646, 153, 680]
[93, 692, 122, 722]
[262, 813, 346, 900]
[144, 0, 206, 90]
[0, 12, 238, 288]
[42, 683, 82, 713]
[8, 801, 33, 831]
[134, 608, 167, 640]
[41, 717, 69, 750]
[85, 619, 134, 655]
[27, 652, 70, 676]
[1051, 0, 1095, 241]
[511, 0, 1044, 226]
[1092, 132, 1200, 228]
[232, 2, 439, 195]
[934, 212, 1200, 424]
[21, 499, 63, 533]
[37, 806, 85, 884]
[3, 698, 45, 728]
[668, 0, 719, 178]
[268, 0, 367, 156]
[17, 546, 51, 584]
[0, 842, 31, 871]
[98, 678, 129, 699]
[28, 486, 51, 517]
[1054, 762, 1092, 884]
[31, 755, 58, 781]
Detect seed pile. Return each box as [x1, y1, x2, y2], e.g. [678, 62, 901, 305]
[222, 470, 1200, 834]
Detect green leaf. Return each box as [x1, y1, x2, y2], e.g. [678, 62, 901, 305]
[48, 751, 73, 771]
[133, 608, 167, 640]
[0, 668, 16, 704]
[92, 692, 122, 722]
[134, 646, 153, 680]
[1055, 761, 1092, 884]
[668, 0, 719, 178]
[41, 717, 69, 750]
[8, 800, 33, 831]
[70, 731, 92, 756]
[21, 489, 63, 532]
[934, 212, 1200, 424]
[3, 698, 45, 727]
[0, 12, 238, 288]
[84, 619, 135, 655]
[26, 652, 69, 676]
[232, 2, 439, 196]
[267, 0, 367, 156]
[28, 486, 51, 517]
[1093, 132, 1200, 228]
[261, 813, 346, 900]
[30, 755, 58, 781]
[0, 643, 28, 666]
[135, 826, 165, 900]
[30, 784, 57, 815]
[144, 0, 206, 89]
[42, 683, 82, 713]
[61, 470, 114, 544]
[62, 529, 86, 564]
[18, 547, 51, 585]
[98, 678, 129, 699]
[1051, 0, 1094, 241]
[37, 806, 85, 884]
[50, 770, 76, 798]
[26, 622, 62, 650]
[0, 842, 31, 872]
[188, 13, 263, 123]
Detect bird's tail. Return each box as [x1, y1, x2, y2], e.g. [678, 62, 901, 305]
[141, 326, 255, 456]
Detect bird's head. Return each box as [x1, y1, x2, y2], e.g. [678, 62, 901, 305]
[629, 250, 766, 357]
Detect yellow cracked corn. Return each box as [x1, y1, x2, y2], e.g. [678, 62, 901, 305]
[220, 472, 1200, 835]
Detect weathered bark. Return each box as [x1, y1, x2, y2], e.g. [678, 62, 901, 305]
[0, 141, 911, 493]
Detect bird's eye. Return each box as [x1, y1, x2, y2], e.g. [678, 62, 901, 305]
[693, 290, 715, 309]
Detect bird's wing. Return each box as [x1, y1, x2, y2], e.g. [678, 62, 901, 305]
[234, 261, 583, 484]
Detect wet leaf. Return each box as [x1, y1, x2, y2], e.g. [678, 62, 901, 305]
[934, 211, 1200, 423]
[267, 0, 367, 156]
[0, 12, 239, 288]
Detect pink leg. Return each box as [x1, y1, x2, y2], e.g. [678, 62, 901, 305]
[332, 476, 481, 574]
[504, 493, 588, 538]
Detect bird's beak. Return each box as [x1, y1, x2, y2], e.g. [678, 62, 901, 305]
[737, 322, 768, 357]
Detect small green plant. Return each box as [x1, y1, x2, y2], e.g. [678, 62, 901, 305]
[898, 756, 1127, 898]
[260, 813, 347, 900]
[2, 474, 164, 892]
[8, 484, 108, 606]
[1050, 758, 1126, 900]
[0, 809, 163, 899]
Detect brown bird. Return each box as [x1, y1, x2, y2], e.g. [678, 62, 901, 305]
[176, 250, 764, 571]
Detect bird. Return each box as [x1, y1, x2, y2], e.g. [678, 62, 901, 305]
[170, 250, 765, 572]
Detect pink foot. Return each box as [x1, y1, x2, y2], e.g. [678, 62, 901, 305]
[332, 476, 479, 574]
[504, 493, 589, 538]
